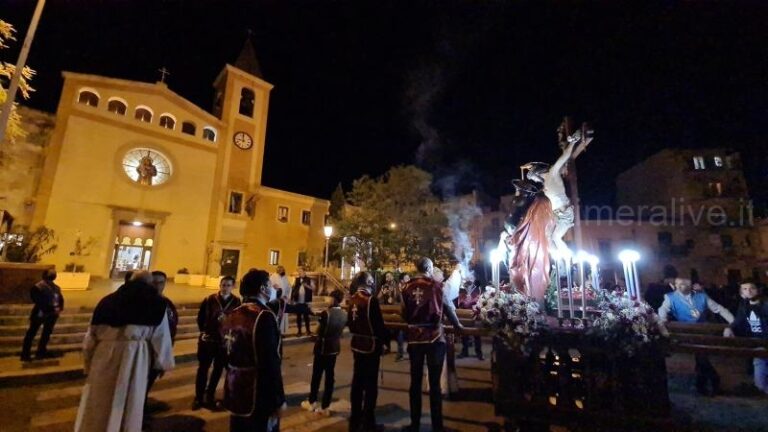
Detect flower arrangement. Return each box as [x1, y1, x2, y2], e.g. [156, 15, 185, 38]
[588, 292, 667, 357]
[473, 287, 545, 350]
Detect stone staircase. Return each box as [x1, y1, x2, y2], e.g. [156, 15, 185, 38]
[0, 303, 201, 358]
[0, 298, 333, 358]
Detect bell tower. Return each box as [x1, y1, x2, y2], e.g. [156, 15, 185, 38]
[213, 37, 273, 191]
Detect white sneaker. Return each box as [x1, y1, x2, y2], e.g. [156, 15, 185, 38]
[300, 400, 317, 412]
[314, 407, 331, 417]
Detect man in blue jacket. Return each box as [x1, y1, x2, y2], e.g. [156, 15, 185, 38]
[659, 277, 734, 396]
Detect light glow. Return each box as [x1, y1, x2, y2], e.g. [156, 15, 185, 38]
[132, 221, 143, 226]
[489, 247, 503, 265]
[323, 225, 333, 238]
[618, 249, 640, 263]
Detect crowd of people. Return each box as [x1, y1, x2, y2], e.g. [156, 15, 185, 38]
[20, 258, 766, 432]
[648, 267, 768, 397]
[21, 256, 472, 432]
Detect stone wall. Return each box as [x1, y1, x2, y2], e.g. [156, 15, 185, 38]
[0, 106, 55, 227]
[0, 262, 53, 304]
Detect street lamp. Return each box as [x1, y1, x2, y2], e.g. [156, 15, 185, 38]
[323, 225, 333, 269]
[618, 249, 641, 301]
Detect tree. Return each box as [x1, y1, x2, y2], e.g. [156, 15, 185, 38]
[335, 165, 453, 272]
[0, 19, 36, 145]
[329, 182, 345, 221]
[4, 225, 57, 263]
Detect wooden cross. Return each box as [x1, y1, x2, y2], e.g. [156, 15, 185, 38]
[351, 304, 359, 322]
[224, 329, 236, 356]
[413, 287, 423, 306]
[158, 67, 171, 83]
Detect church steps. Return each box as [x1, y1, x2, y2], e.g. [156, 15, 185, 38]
[0, 332, 200, 357]
[0, 323, 200, 347]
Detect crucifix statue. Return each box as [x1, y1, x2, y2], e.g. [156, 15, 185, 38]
[351, 303, 359, 322]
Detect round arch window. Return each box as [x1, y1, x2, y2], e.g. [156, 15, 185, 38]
[122, 148, 172, 186]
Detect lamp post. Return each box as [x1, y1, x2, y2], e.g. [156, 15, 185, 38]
[323, 225, 333, 269]
[490, 247, 502, 288]
[618, 249, 641, 300]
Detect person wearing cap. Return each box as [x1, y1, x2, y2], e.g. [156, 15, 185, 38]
[221, 269, 285, 432]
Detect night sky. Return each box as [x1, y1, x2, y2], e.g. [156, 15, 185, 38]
[5, 1, 768, 207]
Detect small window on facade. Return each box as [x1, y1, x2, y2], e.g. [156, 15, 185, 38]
[301, 210, 311, 225]
[135, 107, 153, 123]
[298, 251, 308, 267]
[713, 156, 724, 168]
[202, 127, 217, 142]
[181, 121, 196, 136]
[107, 99, 127, 115]
[228, 191, 244, 214]
[159, 114, 176, 130]
[239, 87, 255, 117]
[78, 90, 99, 107]
[707, 182, 723, 197]
[693, 156, 706, 170]
[277, 206, 289, 223]
[269, 249, 280, 266]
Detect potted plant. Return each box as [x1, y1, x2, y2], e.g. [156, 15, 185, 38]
[188, 271, 205, 286]
[174, 267, 190, 284]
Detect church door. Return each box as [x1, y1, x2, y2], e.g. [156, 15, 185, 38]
[220, 249, 240, 277]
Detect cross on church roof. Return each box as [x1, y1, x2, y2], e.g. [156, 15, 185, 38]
[158, 67, 171, 83]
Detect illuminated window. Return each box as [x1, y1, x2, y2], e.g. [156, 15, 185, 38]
[159, 114, 176, 130]
[269, 249, 280, 265]
[135, 107, 153, 123]
[107, 99, 127, 115]
[202, 127, 217, 142]
[228, 191, 243, 214]
[181, 121, 196, 136]
[693, 156, 705, 170]
[713, 156, 724, 167]
[239, 87, 255, 117]
[301, 210, 311, 225]
[277, 206, 289, 223]
[707, 182, 723, 197]
[77, 90, 99, 107]
[121, 148, 172, 186]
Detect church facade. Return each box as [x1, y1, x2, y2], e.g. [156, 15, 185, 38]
[29, 44, 329, 280]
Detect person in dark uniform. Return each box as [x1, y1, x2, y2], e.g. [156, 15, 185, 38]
[21, 268, 64, 361]
[402, 257, 463, 432]
[193, 275, 241, 410]
[348, 271, 389, 432]
[291, 269, 314, 336]
[455, 284, 484, 360]
[221, 269, 286, 432]
[301, 289, 347, 415]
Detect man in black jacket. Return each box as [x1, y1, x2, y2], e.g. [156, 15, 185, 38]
[21, 268, 64, 361]
[348, 271, 389, 432]
[222, 269, 286, 432]
[724, 281, 768, 394]
[193, 276, 241, 410]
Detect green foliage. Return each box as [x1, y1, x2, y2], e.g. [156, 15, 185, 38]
[329, 183, 345, 220]
[4, 225, 57, 263]
[334, 165, 453, 271]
